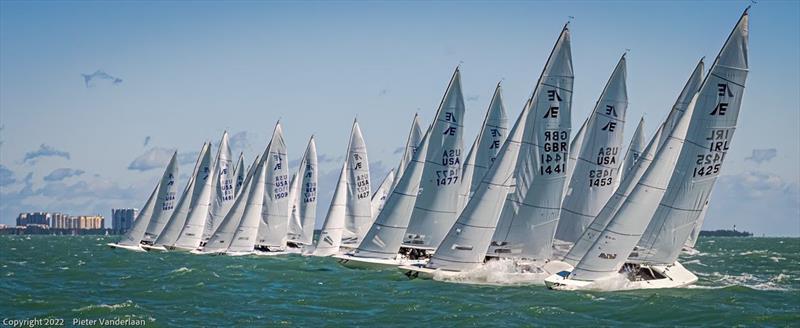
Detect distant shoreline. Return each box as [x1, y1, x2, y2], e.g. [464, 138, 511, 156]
[699, 229, 753, 237]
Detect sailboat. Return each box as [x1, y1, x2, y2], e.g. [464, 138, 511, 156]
[311, 120, 371, 256]
[144, 143, 212, 251]
[555, 54, 628, 246]
[226, 156, 268, 256]
[401, 67, 466, 257]
[286, 136, 319, 250]
[486, 23, 574, 266]
[456, 82, 509, 214]
[170, 144, 216, 252]
[546, 8, 749, 290]
[107, 152, 178, 252]
[203, 131, 236, 243]
[254, 122, 291, 254]
[334, 127, 433, 268]
[401, 23, 574, 281]
[141, 153, 180, 244]
[192, 156, 261, 255]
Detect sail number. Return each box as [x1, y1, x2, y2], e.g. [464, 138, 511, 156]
[693, 128, 731, 178]
[435, 169, 459, 186]
[303, 182, 317, 203]
[539, 130, 569, 176]
[274, 175, 289, 199]
[356, 174, 370, 199]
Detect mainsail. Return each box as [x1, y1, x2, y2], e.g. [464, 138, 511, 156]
[341, 120, 372, 248]
[370, 169, 395, 220]
[173, 144, 216, 250]
[456, 83, 509, 213]
[142, 152, 179, 242]
[489, 23, 574, 260]
[393, 114, 423, 190]
[203, 156, 260, 253]
[620, 117, 646, 182]
[353, 127, 433, 259]
[570, 9, 748, 280]
[631, 11, 749, 265]
[256, 122, 291, 249]
[204, 131, 235, 240]
[403, 68, 466, 250]
[154, 143, 211, 246]
[427, 94, 528, 271]
[556, 54, 628, 244]
[233, 152, 246, 198]
[287, 137, 319, 246]
[563, 57, 706, 265]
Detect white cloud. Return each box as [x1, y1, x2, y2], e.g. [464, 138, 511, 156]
[22, 144, 70, 164]
[127, 147, 174, 171]
[43, 168, 85, 181]
[744, 148, 778, 164]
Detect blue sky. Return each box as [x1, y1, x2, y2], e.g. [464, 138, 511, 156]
[1, 1, 798, 236]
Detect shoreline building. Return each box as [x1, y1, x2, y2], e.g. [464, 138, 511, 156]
[111, 208, 138, 234]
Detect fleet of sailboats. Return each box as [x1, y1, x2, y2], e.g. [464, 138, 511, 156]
[110, 9, 751, 292]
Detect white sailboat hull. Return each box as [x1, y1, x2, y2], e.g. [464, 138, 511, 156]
[334, 253, 427, 270]
[544, 261, 698, 291]
[165, 245, 195, 253]
[107, 243, 146, 252]
[141, 244, 167, 252]
[399, 260, 573, 285]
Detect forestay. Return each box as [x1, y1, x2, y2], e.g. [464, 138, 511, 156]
[489, 24, 574, 260]
[403, 68, 466, 250]
[556, 55, 628, 244]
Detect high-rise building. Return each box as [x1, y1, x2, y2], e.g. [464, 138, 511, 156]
[16, 212, 53, 226]
[111, 208, 138, 234]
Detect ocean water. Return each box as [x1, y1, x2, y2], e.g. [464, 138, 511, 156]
[1, 236, 797, 326]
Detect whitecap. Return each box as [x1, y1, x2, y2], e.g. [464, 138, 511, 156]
[170, 267, 193, 274]
[431, 259, 551, 286]
[73, 300, 137, 312]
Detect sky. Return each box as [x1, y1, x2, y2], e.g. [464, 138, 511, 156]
[1, 1, 798, 236]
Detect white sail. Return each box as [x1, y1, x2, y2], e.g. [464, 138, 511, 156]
[563, 58, 706, 265]
[489, 24, 574, 260]
[370, 169, 395, 220]
[353, 127, 433, 259]
[456, 83, 509, 213]
[427, 94, 529, 271]
[312, 165, 347, 256]
[631, 12, 749, 266]
[393, 114, 424, 190]
[341, 120, 372, 248]
[620, 117, 646, 182]
[287, 137, 319, 246]
[154, 143, 211, 246]
[565, 117, 588, 189]
[555, 54, 628, 244]
[403, 68, 466, 250]
[684, 196, 710, 249]
[570, 10, 748, 280]
[233, 152, 245, 198]
[173, 145, 215, 250]
[117, 184, 160, 246]
[286, 172, 301, 239]
[204, 131, 235, 240]
[203, 156, 261, 253]
[142, 152, 179, 242]
[256, 122, 291, 249]
[227, 158, 267, 253]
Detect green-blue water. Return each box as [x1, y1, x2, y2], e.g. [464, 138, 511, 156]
[1, 236, 798, 326]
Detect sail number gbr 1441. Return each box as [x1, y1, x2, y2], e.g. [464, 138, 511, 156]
[539, 130, 568, 175]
